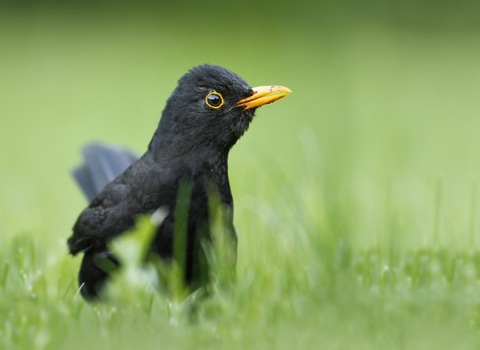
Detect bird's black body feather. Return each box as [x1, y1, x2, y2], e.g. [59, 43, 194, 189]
[69, 65, 257, 299]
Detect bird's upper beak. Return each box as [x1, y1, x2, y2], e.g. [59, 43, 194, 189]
[236, 85, 292, 110]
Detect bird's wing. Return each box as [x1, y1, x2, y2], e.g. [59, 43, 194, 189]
[72, 142, 140, 202]
[68, 180, 134, 255]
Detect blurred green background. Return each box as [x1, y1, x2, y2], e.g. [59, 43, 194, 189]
[1, 1, 480, 349]
[2, 0, 480, 244]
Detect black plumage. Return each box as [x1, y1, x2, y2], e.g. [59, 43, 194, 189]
[68, 64, 291, 300]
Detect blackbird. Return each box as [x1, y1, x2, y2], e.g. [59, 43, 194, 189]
[68, 64, 291, 300]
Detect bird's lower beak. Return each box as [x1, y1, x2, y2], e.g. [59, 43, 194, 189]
[236, 85, 292, 110]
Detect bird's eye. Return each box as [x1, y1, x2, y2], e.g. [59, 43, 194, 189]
[205, 92, 224, 109]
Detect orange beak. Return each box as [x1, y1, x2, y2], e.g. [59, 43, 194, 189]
[236, 85, 292, 110]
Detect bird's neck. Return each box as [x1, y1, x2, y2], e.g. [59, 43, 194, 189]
[146, 131, 233, 206]
[149, 132, 230, 176]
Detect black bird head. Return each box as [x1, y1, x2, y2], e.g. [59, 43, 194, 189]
[150, 64, 291, 157]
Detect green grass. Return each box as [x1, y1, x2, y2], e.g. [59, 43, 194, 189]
[2, 7, 480, 350]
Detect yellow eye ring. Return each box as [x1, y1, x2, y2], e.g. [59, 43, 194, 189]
[205, 92, 224, 109]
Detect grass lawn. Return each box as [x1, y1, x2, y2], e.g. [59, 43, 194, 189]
[1, 7, 480, 349]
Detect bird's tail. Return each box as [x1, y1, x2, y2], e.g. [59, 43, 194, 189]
[72, 142, 140, 201]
